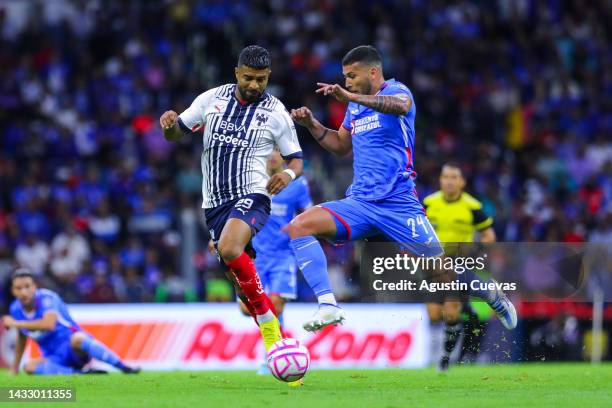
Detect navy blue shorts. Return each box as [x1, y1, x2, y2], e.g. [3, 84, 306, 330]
[205, 193, 271, 246]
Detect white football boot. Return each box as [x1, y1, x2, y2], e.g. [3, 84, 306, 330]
[303, 303, 346, 332]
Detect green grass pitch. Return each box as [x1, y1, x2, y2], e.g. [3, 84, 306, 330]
[1, 363, 611, 407]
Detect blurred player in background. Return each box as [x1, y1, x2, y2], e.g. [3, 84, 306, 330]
[159, 46, 304, 352]
[235, 149, 312, 375]
[423, 163, 496, 371]
[289, 45, 516, 332]
[247, 149, 312, 327]
[2, 268, 139, 375]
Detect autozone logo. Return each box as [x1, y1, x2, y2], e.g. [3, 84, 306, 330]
[211, 132, 248, 147]
[183, 322, 413, 363]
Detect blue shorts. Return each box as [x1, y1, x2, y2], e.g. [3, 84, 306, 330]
[255, 250, 297, 300]
[320, 191, 444, 257]
[205, 193, 271, 245]
[46, 339, 90, 369]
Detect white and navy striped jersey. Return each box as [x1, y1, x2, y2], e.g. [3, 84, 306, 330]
[177, 84, 303, 209]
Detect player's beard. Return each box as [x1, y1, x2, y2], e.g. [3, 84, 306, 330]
[237, 86, 262, 103]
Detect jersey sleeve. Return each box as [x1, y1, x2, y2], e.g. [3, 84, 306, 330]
[272, 109, 303, 159]
[472, 208, 493, 231]
[177, 90, 213, 134]
[297, 178, 313, 210]
[384, 82, 414, 114]
[341, 107, 353, 132]
[38, 292, 61, 315]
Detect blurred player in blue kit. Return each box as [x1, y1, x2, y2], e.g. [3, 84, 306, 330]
[228, 149, 311, 377]
[288, 45, 517, 332]
[2, 268, 140, 375]
[247, 149, 312, 324]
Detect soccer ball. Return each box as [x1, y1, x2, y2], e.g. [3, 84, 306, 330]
[266, 338, 310, 382]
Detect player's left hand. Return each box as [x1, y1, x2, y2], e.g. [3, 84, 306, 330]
[316, 83, 353, 103]
[266, 172, 292, 195]
[2, 315, 16, 328]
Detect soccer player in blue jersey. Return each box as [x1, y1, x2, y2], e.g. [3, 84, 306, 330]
[288, 45, 517, 332]
[2, 268, 140, 375]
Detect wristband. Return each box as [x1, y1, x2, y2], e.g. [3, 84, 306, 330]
[283, 169, 296, 181]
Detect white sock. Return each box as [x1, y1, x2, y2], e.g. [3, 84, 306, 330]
[317, 293, 337, 306]
[256, 309, 276, 325]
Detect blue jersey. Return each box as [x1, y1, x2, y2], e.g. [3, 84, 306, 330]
[342, 79, 416, 201]
[10, 289, 82, 358]
[252, 177, 312, 254]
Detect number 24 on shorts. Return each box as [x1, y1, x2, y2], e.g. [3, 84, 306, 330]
[406, 215, 434, 238]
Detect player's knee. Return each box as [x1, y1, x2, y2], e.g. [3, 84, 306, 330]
[443, 303, 461, 323]
[70, 332, 87, 349]
[286, 216, 311, 239]
[427, 304, 443, 323]
[218, 239, 243, 263]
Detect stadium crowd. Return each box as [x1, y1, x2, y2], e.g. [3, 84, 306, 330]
[0, 0, 610, 308]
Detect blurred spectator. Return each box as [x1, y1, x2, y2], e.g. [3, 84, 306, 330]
[15, 233, 49, 277]
[155, 268, 197, 303]
[51, 222, 90, 272]
[88, 200, 121, 244]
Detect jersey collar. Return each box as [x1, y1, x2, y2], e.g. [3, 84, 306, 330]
[375, 79, 394, 95]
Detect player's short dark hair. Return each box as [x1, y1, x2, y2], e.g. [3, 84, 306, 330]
[442, 162, 465, 177]
[11, 267, 35, 283]
[237, 45, 271, 70]
[342, 45, 382, 67]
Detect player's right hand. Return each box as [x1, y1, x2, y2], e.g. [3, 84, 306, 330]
[159, 110, 178, 130]
[2, 315, 16, 329]
[290, 107, 314, 128]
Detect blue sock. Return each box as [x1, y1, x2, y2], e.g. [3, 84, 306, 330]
[290, 236, 333, 299]
[80, 336, 126, 371]
[456, 270, 494, 301]
[34, 361, 79, 375]
[278, 312, 284, 328]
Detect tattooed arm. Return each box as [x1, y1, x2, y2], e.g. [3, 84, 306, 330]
[349, 93, 411, 115]
[316, 82, 412, 115]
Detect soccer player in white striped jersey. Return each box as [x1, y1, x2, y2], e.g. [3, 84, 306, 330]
[159, 46, 303, 353]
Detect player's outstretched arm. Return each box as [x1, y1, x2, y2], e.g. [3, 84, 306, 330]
[11, 331, 26, 375]
[2, 311, 58, 332]
[290, 107, 352, 156]
[316, 83, 411, 116]
[159, 110, 183, 141]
